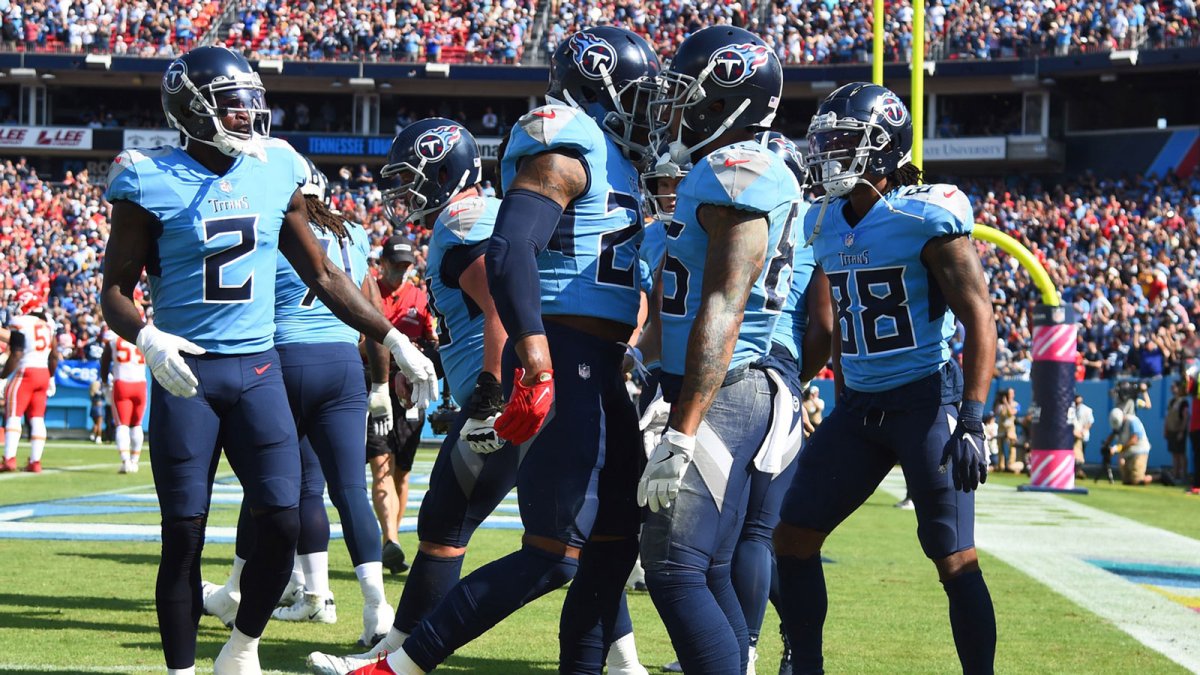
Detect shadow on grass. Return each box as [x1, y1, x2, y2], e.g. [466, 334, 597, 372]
[56, 550, 163, 567]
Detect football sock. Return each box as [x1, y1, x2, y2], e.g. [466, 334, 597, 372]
[384, 648, 427, 675]
[215, 626, 261, 673]
[605, 631, 643, 673]
[131, 424, 144, 455]
[731, 531, 775, 645]
[776, 554, 827, 675]
[4, 417, 20, 460]
[297, 551, 330, 597]
[116, 425, 131, 460]
[157, 516, 207, 670]
[403, 545, 578, 671]
[166, 668, 195, 675]
[356, 561, 388, 607]
[943, 570, 997, 675]
[227, 555, 247, 594]
[236, 507, 299, 638]
[375, 627, 409, 655]
[394, 550, 465, 633]
[559, 537, 639, 674]
[28, 417, 46, 463]
[329, 484, 382, 567]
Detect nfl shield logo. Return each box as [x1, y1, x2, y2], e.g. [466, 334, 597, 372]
[218, 180, 233, 193]
[578, 364, 591, 380]
[844, 232, 855, 248]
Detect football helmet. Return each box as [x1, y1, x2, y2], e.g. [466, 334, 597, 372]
[161, 46, 271, 160]
[299, 155, 330, 207]
[15, 289, 43, 315]
[646, 25, 782, 165]
[548, 27, 661, 163]
[805, 82, 913, 198]
[380, 118, 482, 226]
[756, 131, 807, 188]
[639, 143, 690, 222]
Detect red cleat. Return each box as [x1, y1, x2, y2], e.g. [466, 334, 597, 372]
[0, 457, 17, 472]
[348, 654, 397, 675]
[23, 460, 41, 473]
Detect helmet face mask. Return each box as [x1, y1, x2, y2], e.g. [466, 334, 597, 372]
[379, 163, 429, 226]
[638, 147, 690, 222]
[162, 47, 271, 161]
[804, 82, 913, 199]
[380, 119, 481, 226]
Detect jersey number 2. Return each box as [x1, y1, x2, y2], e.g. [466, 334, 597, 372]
[203, 216, 258, 303]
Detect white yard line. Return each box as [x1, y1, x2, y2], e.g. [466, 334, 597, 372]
[879, 471, 1200, 672]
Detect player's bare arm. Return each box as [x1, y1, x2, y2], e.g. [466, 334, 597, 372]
[279, 188, 394, 344]
[669, 204, 768, 436]
[800, 268, 833, 382]
[99, 342, 113, 383]
[488, 149, 587, 379]
[0, 337, 19, 379]
[100, 200, 154, 344]
[458, 253, 508, 379]
[635, 270, 664, 367]
[361, 274, 389, 385]
[824, 265, 845, 399]
[923, 234, 996, 404]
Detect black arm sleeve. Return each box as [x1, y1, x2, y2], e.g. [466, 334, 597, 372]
[484, 188, 562, 340]
[440, 240, 490, 290]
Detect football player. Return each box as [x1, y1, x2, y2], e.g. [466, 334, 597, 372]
[1, 289, 57, 473]
[773, 82, 997, 674]
[635, 25, 800, 675]
[100, 319, 148, 474]
[201, 156, 396, 647]
[350, 27, 660, 675]
[100, 46, 435, 675]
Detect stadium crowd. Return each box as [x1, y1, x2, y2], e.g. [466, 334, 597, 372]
[1, 0, 1196, 65]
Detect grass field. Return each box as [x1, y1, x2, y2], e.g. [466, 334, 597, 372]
[0, 441, 1195, 674]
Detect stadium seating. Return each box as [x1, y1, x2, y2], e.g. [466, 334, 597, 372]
[0, 0, 223, 56]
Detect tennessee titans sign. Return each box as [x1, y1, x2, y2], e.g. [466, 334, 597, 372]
[570, 32, 618, 80]
[708, 43, 771, 86]
[414, 125, 462, 162]
[878, 95, 909, 125]
[163, 60, 188, 94]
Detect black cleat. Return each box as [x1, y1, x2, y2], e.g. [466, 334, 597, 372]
[778, 623, 793, 675]
[382, 541, 409, 574]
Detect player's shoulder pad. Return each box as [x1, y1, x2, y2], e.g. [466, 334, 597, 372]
[697, 144, 792, 212]
[105, 147, 173, 195]
[510, 104, 597, 157]
[891, 183, 974, 237]
[436, 195, 494, 244]
[262, 138, 308, 183]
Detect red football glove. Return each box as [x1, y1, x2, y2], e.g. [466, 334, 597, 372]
[494, 368, 554, 445]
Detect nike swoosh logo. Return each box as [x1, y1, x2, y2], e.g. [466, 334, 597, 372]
[724, 158, 750, 167]
[533, 388, 550, 406]
[449, 207, 469, 218]
[532, 110, 556, 119]
[657, 449, 677, 464]
[943, 189, 957, 198]
[254, 363, 271, 375]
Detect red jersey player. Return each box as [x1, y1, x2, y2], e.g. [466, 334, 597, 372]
[1, 290, 59, 472]
[101, 326, 148, 473]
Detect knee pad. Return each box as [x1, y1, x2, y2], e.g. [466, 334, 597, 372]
[518, 545, 580, 597]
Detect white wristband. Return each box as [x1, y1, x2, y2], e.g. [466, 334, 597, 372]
[382, 328, 407, 353]
[663, 427, 696, 455]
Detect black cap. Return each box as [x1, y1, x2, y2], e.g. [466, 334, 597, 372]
[383, 235, 417, 264]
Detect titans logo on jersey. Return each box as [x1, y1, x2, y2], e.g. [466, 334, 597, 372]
[502, 105, 645, 327]
[274, 217, 370, 346]
[425, 194, 501, 405]
[659, 142, 802, 376]
[105, 138, 308, 354]
[805, 183, 974, 392]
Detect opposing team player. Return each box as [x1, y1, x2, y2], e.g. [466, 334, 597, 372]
[773, 82, 997, 674]
[101, 321, 148, 474]
[100, 46, 435, 675]
[201, 157, 396, 647]
[351, 27, 660, 675]
[1, 289, 57, 473]
[635, 25, 799, 674]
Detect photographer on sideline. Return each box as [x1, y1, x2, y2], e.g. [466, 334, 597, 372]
[1100, 408, 1154, 486]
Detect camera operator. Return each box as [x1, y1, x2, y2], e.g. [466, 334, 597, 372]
[1099, 408, 1153, 485]
[1112, 379, 1152, 415]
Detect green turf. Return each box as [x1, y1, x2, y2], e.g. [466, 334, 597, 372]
[0, 443, 1188, 673]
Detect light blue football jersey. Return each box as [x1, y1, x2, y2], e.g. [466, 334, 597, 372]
[274, 216, 370, 346]
[105, 139, 307, 354]
[659, 142, 803, 376]
[805, 183, 974, 392]
[425, 195, 501, 405]
[638, 219, 667, 293]
[770, 220, 816, 362]
[501, 105, 644, 327]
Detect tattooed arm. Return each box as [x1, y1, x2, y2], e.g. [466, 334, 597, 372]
[668, 204, 769, 436]
[923, 234, 996, 405]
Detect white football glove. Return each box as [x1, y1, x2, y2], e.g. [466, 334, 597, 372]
[637, 428, 695, 513]
[462, 414, 505, 454]
[46, 376, 56, 398]
[137, 324, 206, 398]
[367, 382, 393, 436]
[383, 329, 436, 410]
[637, 395, 671, 459]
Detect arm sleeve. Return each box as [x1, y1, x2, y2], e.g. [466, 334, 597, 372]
[484, 188, 562, 340]
[440, 240, 490, 290]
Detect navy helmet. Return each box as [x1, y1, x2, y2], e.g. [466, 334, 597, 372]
[756, 131, 806, 188]
[161, 46, 270, 158]
[805, 82, 913, 198]
[648, 25, 782, 165]
[548, 27, 661, 162]
[380, 118, 482, 225]
[298, 154, 330, 208]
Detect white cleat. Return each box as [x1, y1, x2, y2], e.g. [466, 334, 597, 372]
[118, 460, 130, 474]
[277, 575, 305, 608]
[201, 581, 240, 628]
[625, 556, 647, 592]
[129, 460, 140, 473]
[307, 631, 405, 675]
[663, 661, 683, 673]
[272, 591, 336, 623]
[358, 600, 395, 649]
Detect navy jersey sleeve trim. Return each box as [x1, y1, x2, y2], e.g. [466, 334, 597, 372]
[485, 188, 563, 340]
[440, 239, 489, 290]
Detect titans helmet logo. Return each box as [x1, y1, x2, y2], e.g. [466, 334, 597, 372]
[570, 32, 618, 80]
[163, 60, 188, 94]
[414, 125, 462, 163]
[767, 134, 800, 158]
[878, 95, 909, 125]
[708, 43, 771, 87]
